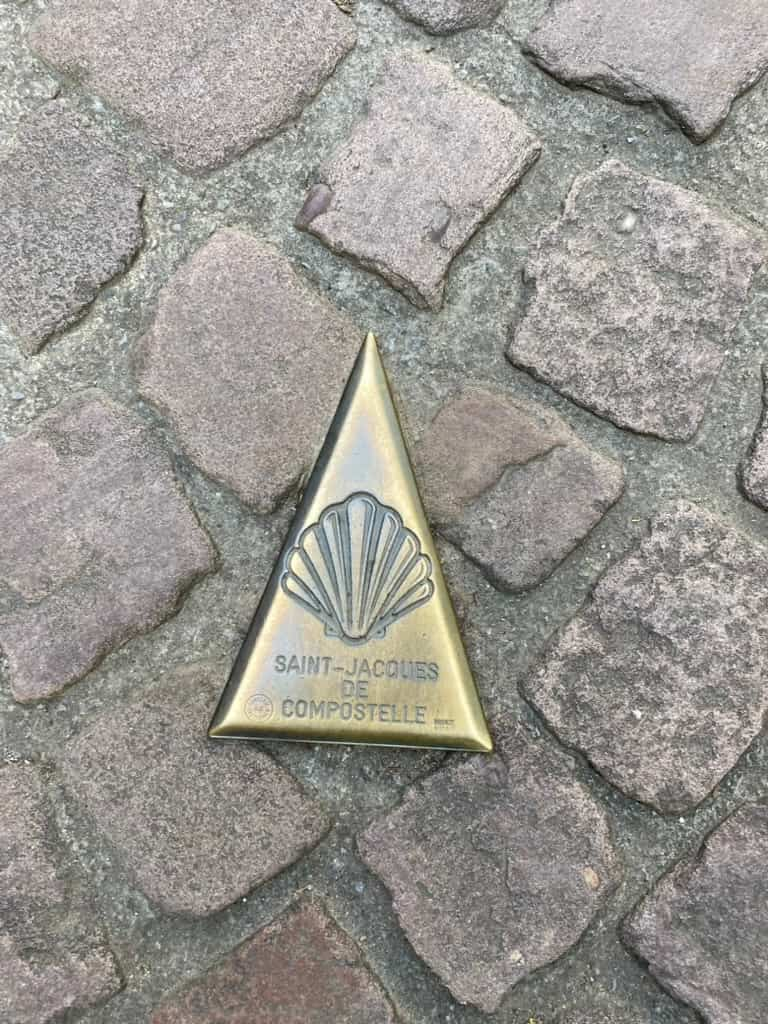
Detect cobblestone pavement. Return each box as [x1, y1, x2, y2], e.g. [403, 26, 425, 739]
[2, 1, 768, 1022]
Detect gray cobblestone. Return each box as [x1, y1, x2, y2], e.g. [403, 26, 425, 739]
[417, 387, 624, 590]
[384, 0, 506, 34]
[624, 801, 768, 1024]
[0, 100, 143, 352]
[523, 504, 768, 814]
[740, 363, 768, 509]
[509, 160, 764, 440]
[30, 0, 356, 172]
[297, 51, 540, 309]
[0, 765, 122, 1024]
[525, 0, 768, 141]
[359, 726, 620, 1012]
[0, 392, 214, 702]
[135, 229, 360, 511]
[61, 662, 330, 916]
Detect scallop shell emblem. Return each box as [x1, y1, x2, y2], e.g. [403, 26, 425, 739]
[280, 491, 434, 645]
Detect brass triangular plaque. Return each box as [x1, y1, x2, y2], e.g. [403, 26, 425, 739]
[209, 333, 492, 752]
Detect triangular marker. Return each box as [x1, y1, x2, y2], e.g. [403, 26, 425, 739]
[209, 333, 493, 752]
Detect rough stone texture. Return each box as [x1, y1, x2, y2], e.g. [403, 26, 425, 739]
[416, 387, 624, 590]
[4, 0, 768, 1019]
[525, 0, 768, 142]
[558, 1016, 645, 1024]
[0, 3, 58, 154]
[30, 0, 356, 173]
[0, 765, 122, 1024]
[509, 160, 765, 441]
[384, 0, 506, 34]
[135, 229, 360, 511]
[523, 504, 768, 815]
[740, 363, 768, 509]
[359, 726, 620, 1012]
[297, 52, 540, 310]
[624, 802, 768, 1024]
[0, 100, 143, 352]
[61, 662, 329, 916]
[0, 392, 214, 703]
[151, 900, 395, 1023]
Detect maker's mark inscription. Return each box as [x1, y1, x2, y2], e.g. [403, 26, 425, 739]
[281, 491, 434, 645]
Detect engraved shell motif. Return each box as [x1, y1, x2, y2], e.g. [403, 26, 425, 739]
[281, 492, 434, 645]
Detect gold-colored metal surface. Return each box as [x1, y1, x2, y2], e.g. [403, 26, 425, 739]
[208, 333, 493, 752]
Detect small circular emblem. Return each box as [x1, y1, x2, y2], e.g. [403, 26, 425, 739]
[245, 693, 274, 721]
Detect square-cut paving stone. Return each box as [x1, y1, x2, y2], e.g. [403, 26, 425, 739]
[384, 0, 506, 34]
[359, 726, 620, 1012]
[30, 0, 356, 173]
[1, 765, 122, 1024]
[525, 1, 768, 142]
[740, 364, 768, 509]
[0, 100, 143, 352]
[416, 388, 623, 591]
[61, 662, 329, 916]
[624, 802, 768, 1024]
[0, 393, 214, 703]
[152, 900, 394, 1023]
[135, 229, 360, 511]
[523, 504, 768, 815]
[508, 161, 764, 441]
[296, 52, 540, 310]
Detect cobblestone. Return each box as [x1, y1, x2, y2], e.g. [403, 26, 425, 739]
[509, 161, 764, 440]
[30, 0, 356, 173]
[2, 2, 768, 1021]
[0, 3, 58, 149]
[740, 363, 768, 509]
[384, 0, 506, 34]
[417, 387, 623, 590]
[359, 727, 620, 1012]
[61, 662, 329, 916]
[297, 52, 540, 309]
[151, 900, 395, 1023]
[0, 765, 122, 1024]
[0, 393, 214, 703]
[0, 100, 143, 352]
[558, 1015, 646, 1024]
[561, 1011, 651, 1019]
[624, 801, 768, 1024]
[523, 504, 768, 814]
[525, 0, 768, 142]
[135, 229, 360, 511]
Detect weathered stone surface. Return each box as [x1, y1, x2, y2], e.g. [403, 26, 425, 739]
[0, 100, 143, 352]
[297, 52, 540, 310]
[135, 229, 360, 511]
[624, 802, 768, 1024]
[359, 726, 620, 1012]
[0, 393, 214, 703]
[30, 0, 356, 173]
[62, 662, 329, 916]
[416, 388, 623, 591]
[152, 900, 394, 1023]
[558, 1016, 645, 1024]
[509, 161, 764, 441]
[0, 765, 122, 1024]
[740, 363, 768, 509]
[0, 4, 58, 151]
[525, 0, 768, 142]
[523, 504, 768, 815]
[384, 0, 506, 34]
